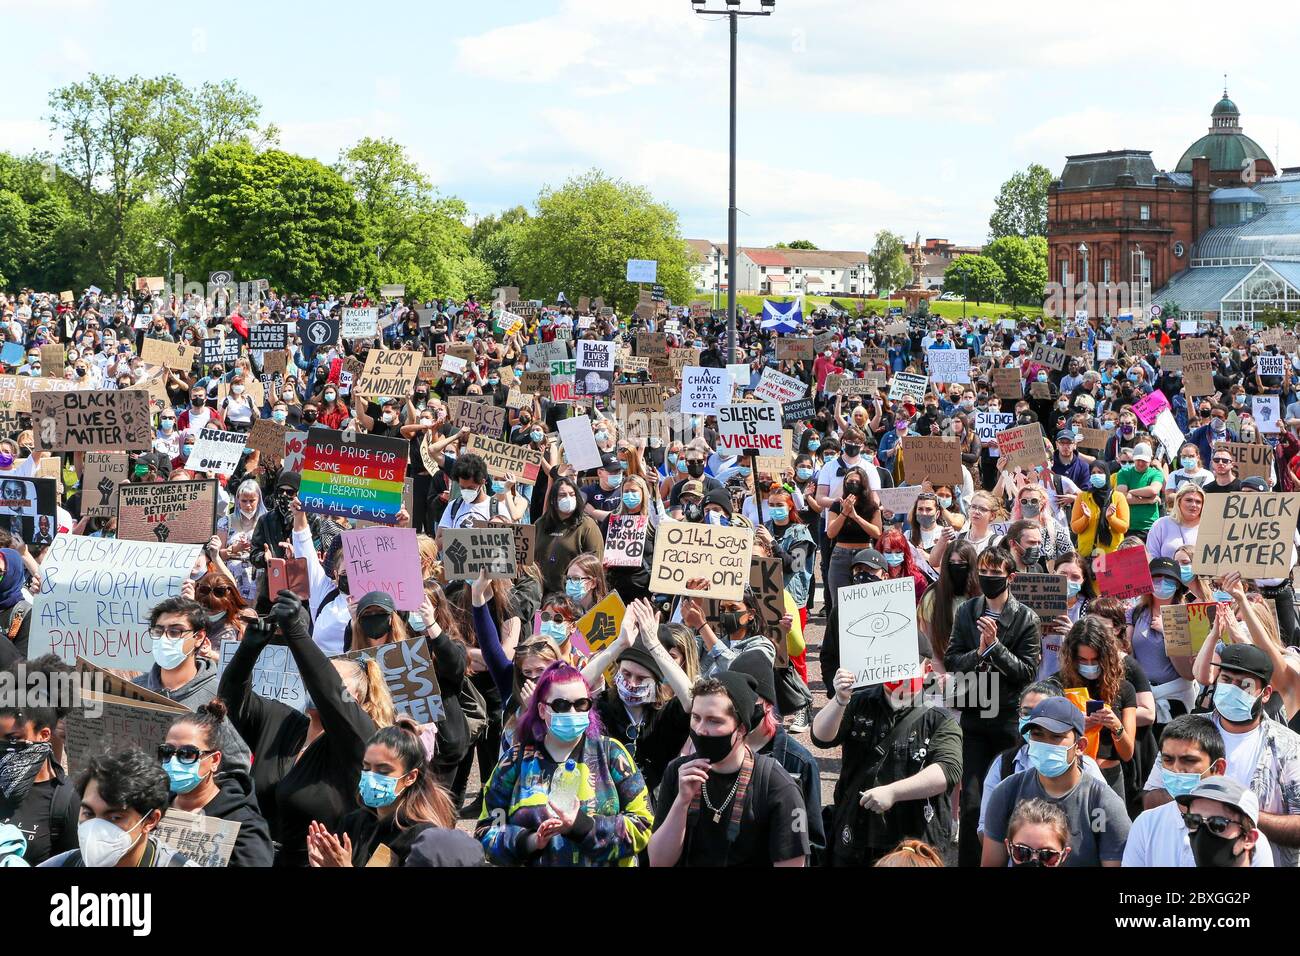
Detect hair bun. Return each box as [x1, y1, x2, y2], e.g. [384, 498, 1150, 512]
[200, 697, 228, 722]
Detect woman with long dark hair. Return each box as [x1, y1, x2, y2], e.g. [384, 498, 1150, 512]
[1055, 617, 1136, 799]
[919, 540, 979, 668]
[534, 476, 605, 595]
[825, 465, 883, 606]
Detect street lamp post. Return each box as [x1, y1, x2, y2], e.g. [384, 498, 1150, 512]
[692, 0, 774, 362]
[1078, 241, 1089, 318]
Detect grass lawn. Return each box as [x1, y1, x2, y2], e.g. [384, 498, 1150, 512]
[688, 293, 1043, 321]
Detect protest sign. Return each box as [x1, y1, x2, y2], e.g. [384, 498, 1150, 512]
[568, 592, 626, 659]
[449, 397, 507, 438]
[626, 259, 657, 283]
[342, 307, 379, 339]
[726, 363, 751, 391]
[1181, 338, 1215, 395]
[1077, 426, 1109, 452]
[505, 388, 530, 410]
[356, 348, 420, 400]
[1253, 395, 1281, 434]
[467, 434, 542, 483]
[888, 372, 929, 403]
[637, 332, 667, 355]
[837, 577, 921, 688]
[184, 426, 247, 478]
[30, 535, 202, 669]
[576, 339, 616, 397]
[878, 484, 923, 518]
[246, 417, 286, 462]
[1093, 547, 1155, 600]
[439, 527, 517, 580]
[202, 335, 242, 367]
[556, 416, 602, 471]
[996, 422, 1048, 473]
[1009, 573, 1069, 618]
[72, 658, 186, 711]
[1030, 343, 1067, 371]
[248, 323, 289, 353]
[1258, 354, 1287, 377]
[1150, 409, 1185, 461]
[520, 370, 550, 395]
[340, 637, 444, 724]
[115, 478, 218, 544]
[1224, 441, 1273, 482]
[527, 340, 568, 368]
[0, 476, 56, 545]
[615, 383, 662, 416]
[300, 316, 340, 349]
[81, 451, 129, 518]
[64, 696, 185, 775]
[781, 397, 816, 428]
[299, 428, 408, 525]
[441, 354, 467, 376]
[217, 640, 306, 710]
[1161, 602, 1219, 657]
[901, 436, 962, 485]
[31, 389, 153, 452]
[155, 809, 242, 867]
[993, 368, 1023, 400]
[40, 344, 64, 378]
[1193, 492, 1300, 579]
[282, 429, 308, 475]
[927, 349, 970, 383]
[1133, 389, 1170, 426]
[506, 522, 536, 568]
[975, 411, 1015, 457]
[681, 366, 732, 417]
[604, 514, 649, 568]
[775, 337, 814, 361]
[753, 367, 807, 404]
[717, 402, 783, 454]
[1030, 382, 1051, 400]
[341, 526, 423, 610]
[649, 520, 754, 601]
[140, 338, 195, 370]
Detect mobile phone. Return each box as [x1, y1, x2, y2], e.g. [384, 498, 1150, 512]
[267, 557, 311, 601]
[1086, 699, 1105, 716]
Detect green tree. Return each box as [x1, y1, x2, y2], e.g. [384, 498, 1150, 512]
[775, 239, 818, 250]
[944, 254, 1005, 305]
[512, 169, 692, 311]
[984, 235, 1048, 307]
[868, 230, 910, 295]
[988, 163, 1053, 239]
[179, 143, 366, 292]
[469, 205, 530, 291]
[0, 151, 93, 289]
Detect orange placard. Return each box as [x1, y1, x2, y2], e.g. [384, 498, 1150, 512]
[1062, 686, 1101, 760]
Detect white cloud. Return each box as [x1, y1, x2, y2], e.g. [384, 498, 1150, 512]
[0, 120, 54, 156]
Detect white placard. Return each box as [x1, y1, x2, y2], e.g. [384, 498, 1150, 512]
[888, 372, 929, 403]
[1253, 395, 1281, 434]
[926, 349, 971, 383]
[626, 259, 658, 283]
[1096, 341, 1114, 361]
[341, 307, 378, 339]
[681, 366, 732, 417]
[577, 339, 616, 372]
[184, 425, 247, 477]
[837, 577, 920, 688]
[1151, 408, 1186, 459]
[557, 415, 603, 471]
[441, 354, 468, 375]
[1179, 320, 1199, 335]
[717, 402, 782, 454]
[976, 411, 1015, 458]
[726, 364, 751, 391]
[753, 367, 808, 404]
[1258, 355, 1287, 378]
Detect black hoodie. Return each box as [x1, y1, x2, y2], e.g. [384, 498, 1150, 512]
[176, 769, 275, 868]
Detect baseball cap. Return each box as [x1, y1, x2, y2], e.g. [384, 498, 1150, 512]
[1132, 443, 1153, 461]
[852, 548, 888, 572]
[356, 591, 396, 615]
[1055, 429, 1077, 443]
[1175, 775, 1260, 827]
[1148, 557, 1181, 584]
[598, 452, 624, 472]
[679, 479, 705, 498]
[1023, 697, 1085, 738]
[1218, 644, 1274, 684]
[1240, 476, 1270, 491]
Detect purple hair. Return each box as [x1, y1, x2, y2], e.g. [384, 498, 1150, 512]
[516, 660, 601, 747]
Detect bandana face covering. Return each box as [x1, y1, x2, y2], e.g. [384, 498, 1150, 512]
[0, 741, 52, 803]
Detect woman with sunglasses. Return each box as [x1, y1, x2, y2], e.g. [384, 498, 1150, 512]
[161, 698, 274, 867]
[476, 658, 653, 866]
[192, 570, 250, 645]
[1010, 484, 1074, 564]
[1004, 799, 1072, 868]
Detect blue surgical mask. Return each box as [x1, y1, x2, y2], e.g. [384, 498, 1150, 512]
[1101, 420, 1115, 431]
[937, 496, 952, 509]
[1180, 457, 1197, 471]
[530, 430, 544, 443]
[548, 711, 589, 742]
[621, 491, 642, 510]
[565, 578, 589, 602]
[1212, 590, 1231, 603]
[796, 467, 814, 481]
[152, 635, 190, 671]
[1179, 565, 1195, 584]
[1027, 739, 1073, 778]
[607, 473, 623, 488]
[358, 770, 401, 808]
[677, 458, 688, 473]
[1152, 579, 1178, 599]
[1066, 581, 1082, 598]
[769, 506, 789, 522]
[884, 552, 904, 567]
[491, 480, 506, 495]
[1214, 682, 1261, 723]
[272, 410, 288, 424]
[540, 620, 568, 643]
[1162, 767, 1207, 799]
[163, 756, 206, 794]
[595, 431, 609, 443]
[1077, 662, 1101, 680]
[666, 453, 679, 469]
[1090, 473, 1107, 489]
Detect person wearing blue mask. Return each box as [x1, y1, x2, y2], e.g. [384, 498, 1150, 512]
[981, 696, 1131, 867]
[581, 452, 625, 520]
[309, 719, 461, 867]
[488, 473, 529, 524]
[1057, 617, 1137, 798]
[603, 474, 656, 606]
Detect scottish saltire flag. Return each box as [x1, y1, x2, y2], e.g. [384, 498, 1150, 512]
[761, 297, 803, 333]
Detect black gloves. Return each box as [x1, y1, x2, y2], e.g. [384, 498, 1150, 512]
[269, 589, 311, 643]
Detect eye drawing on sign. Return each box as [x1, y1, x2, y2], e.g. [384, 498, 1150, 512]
[844, 608, 911, 647]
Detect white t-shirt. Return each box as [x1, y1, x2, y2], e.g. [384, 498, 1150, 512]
[438, 495, 492, 530]
[815, 456, 881, 528]
[1121, 798, 1273, 867]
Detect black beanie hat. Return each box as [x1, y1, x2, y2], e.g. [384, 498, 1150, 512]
[715, 670, 760, 731]
[276, 470, 302, 493]
[616, 644, 664, 682]
[729, 650, 777, 707]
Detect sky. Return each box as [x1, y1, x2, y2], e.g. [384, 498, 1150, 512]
[3, 0, 1299, 253]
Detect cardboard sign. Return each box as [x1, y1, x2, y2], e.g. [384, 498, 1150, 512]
[64, 696, 183, 775]
[40, 344, 64, 378]
[649, 520, 754, 602]
[1181, 337, 1215, 396]
[342, 526, 423, 611]
[975, 411, 1015, 456]
[355, 348, 420, 400]
[141, 338, 196, 370]
[1078, 426, 1109, 452]
[1161, 602, 1219, 657]
[776, 337, 815, 361]
[82, 451, 129, 517]
[30, 536, 202, 669]
[681, 366, 732, 417]
[248, 323, 289, 353]
[202, 335, 242, 367]
[568, 592, 626, 659]
[927, 349, 970, 383]
[717, 402, 783, 454]
[73, 658, 188, 712]
[154, 808, 242, 867]
[339, 636, 444, 724]
[877, 484, 923, 518]
[888, 372, 929, 403]
[117, 479, 219, 544]
[1009, 573, 1069, 618]
[837, 577, 920, 688]
[1224, 442, 1273, 482]
[1092, 547, 1154, 600]
[637, 332, 667, 355]
[450, 397, 507, 437]
[1193, 493, 1300, 579]
[467, 434, 542, 483]
[341, 307, 379, 340]
[781, 397, 816, 428]
[993, 368, 1023, 400]
[439, 526, 517, 580]
[753, 367, 808, 405]
[556, 415, 603, 472]
[520, 370, 550, 394]
[1133, 389, 1170, 426]
[506, 522, 536, 568]
[996, 422, 1048, 473]
[184, 426, 247, 478]
[615, 383, 662, 415]
[247, 417, 287, 462]
[1030, 343, 1067, 371]
[901, 436, 962, 485]
[300, 428, 408, 525]
[31, 389, 153, 452]
[604, 514, 649, 567]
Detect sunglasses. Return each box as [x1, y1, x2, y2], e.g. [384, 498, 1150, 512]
[158, 744, 214, 765]
[197, 584, 233, 598]
[1212, 458, 1232, 464]
[545, 697, 593, 713]
[1007, 843, 1066, 867]
[1181, 811, 1243, 837]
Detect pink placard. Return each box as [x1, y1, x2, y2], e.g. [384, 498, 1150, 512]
[1132, 390, 1170, 426]
[1092, 547, 1154, 600]
[341, 526, 424, 611]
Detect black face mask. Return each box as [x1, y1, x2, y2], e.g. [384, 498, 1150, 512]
[843, 483, 862, 496]
[687, 461, 705, 478]
[948, 564, 970, 592]
[359, 615, 391, 641]
[842, 444, 862, 458]
[684, 503, 703, 522]
[1189, 827, 1246, 868]
[689, 729, 737, 764]
[303, 412, 318, 423]
[978, 574, 1009, 599]
[718, 611, 746, 636]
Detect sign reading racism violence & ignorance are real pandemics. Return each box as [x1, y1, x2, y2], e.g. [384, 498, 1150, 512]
[29, 535, 203, 671]
[300, 427, 408, 525]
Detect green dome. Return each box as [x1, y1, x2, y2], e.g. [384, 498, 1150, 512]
[1176, 132, 1271, 173]
[1212, 95, 1238, 116]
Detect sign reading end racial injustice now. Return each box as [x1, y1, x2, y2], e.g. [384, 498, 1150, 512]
[299, 427, 409, 525]
[649, 519, 754, 602]
[31, 389, 153, 452]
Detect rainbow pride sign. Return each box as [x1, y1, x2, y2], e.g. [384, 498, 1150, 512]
[299, 427, 408, 525]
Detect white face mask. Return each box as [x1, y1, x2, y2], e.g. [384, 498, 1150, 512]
[557, 495, 577, 515]
[78, 816, 147, 867]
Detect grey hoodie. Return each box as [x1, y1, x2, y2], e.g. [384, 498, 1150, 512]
[132, 655, 252, 774]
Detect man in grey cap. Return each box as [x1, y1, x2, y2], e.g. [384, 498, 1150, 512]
[1177, 776, 1265, 867]
[982, 697, 1130, 867]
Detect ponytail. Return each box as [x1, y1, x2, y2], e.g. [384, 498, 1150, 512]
[365, 716, 456, 830]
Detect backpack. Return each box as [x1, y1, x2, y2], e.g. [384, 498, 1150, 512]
[459, 678, 489, 748]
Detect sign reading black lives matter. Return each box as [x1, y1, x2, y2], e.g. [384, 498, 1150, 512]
[439, 527, 518, 580]
[248, 323, 289, 353]
[202, 336, 242, 367]
[30, 389, 153, 452]
[575, 339, 616, 397]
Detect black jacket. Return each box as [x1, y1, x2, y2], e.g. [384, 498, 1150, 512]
[250, 508, 321, 571]
[943, 594, 1041, 724]
[185, 770, 275, 868]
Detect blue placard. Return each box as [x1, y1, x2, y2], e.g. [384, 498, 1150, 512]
[1, 342, 26, 365]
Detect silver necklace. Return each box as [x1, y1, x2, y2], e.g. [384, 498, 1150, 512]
[701, 772, 741, 824]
